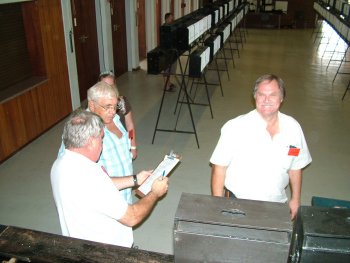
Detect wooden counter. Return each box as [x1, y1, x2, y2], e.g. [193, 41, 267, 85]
[0, 225, 174, 262]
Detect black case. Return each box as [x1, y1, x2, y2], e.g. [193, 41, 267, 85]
[147, 47, 177, 75]
[188, 46, 210, 78]
[204, 35, 220, 62]
[289, 206, 350, 263]
[174, 193, 293, 263]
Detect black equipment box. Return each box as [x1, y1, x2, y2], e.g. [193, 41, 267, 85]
[174, 193, 293, 263]
[215, 23, 231, 48]
[204, 35, 221, 62]
[147, 47, 177, 75]
[289, 206, 350, 263]
[189, 46, 210, 78]
[176, 18, 199, 51]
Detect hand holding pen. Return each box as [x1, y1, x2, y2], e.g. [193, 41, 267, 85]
[152, 171, 168, 197]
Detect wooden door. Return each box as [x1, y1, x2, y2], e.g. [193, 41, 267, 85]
[137, 0, 146, 61]
[71, 0, 100, 102]
[110, 0, 128, 77]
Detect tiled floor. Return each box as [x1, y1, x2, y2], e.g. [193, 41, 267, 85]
[0, 26, 349, 255]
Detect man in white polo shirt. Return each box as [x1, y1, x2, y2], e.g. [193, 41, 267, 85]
[51, 110, 168, 247]
[210, 74, 312, 220]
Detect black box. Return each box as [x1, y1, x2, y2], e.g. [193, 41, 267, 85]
[215, 23, 231, 48]
[188, 46, 210, 78]
[147, 47, 177, 75]
[174, 193, 293, 263]
[204, 35, 221, 62]
[289, 206, 350, 263]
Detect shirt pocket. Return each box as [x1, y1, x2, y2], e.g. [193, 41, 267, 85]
[277, 145, 296, 171]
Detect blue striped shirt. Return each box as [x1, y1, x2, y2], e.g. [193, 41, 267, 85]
[99, 115, 133, 203]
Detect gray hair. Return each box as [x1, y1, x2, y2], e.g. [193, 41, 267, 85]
[87, 81, 119, 102]
[63, 110, 104, 149]
[253, 74, 285, 99]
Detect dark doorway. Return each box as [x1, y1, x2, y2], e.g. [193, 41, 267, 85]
[110, 0, 128, 77]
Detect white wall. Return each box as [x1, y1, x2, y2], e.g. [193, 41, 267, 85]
[161, 0, 171, 22]
[60, 0, 80, 110]
[183, 0, 191, 15]
[96, 0, 114, 73]
[145, 0, 157, 52]
[125, 0, 139, 70]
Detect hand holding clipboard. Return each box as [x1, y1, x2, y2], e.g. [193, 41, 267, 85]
[135, 150, 181, 197]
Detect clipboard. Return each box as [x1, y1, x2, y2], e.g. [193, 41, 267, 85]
[135, 151, 181, 197]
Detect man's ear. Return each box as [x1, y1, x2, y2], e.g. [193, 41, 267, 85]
[88, 100, 95, 112]
[86, 137, 95, 151]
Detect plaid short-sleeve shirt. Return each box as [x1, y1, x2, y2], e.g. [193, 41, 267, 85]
[98, 115, 133, 203]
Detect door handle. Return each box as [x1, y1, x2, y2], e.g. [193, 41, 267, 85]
[78, 35, 89, 43]
[113, 24, 120, 32]
[69, 30, 74, 52]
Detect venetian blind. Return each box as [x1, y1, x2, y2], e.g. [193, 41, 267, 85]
[0, 3, 32, 93]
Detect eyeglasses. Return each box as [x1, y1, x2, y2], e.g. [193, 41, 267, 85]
[94, 101, 117, 112]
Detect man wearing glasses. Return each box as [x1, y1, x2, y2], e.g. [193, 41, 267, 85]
[58, 81, 135, 204]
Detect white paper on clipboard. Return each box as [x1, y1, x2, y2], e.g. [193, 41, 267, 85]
[136, 151, 180, 197]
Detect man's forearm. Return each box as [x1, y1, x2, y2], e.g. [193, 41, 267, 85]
[211, 165, 226, 196]
[111, 176, 134, 190]
[289, 169, 302, 202]
[288, 169, 302, 220]
[121, 191, 159, 227]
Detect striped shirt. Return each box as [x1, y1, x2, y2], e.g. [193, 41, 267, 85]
[98, 115, 133, 203]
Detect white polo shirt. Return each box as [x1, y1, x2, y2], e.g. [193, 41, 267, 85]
[210, 110, 312, 203]
[51, 150, 133, 247]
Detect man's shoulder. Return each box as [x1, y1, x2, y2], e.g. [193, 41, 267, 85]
[52, 151, 101, 181]
[54, 150, 95, 169]
[223, 110, 255, 128]
[279, 112, 302, 128]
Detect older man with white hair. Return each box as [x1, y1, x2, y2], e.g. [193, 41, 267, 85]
[51, 110, 168, 247]
[210, 74, 312, 220]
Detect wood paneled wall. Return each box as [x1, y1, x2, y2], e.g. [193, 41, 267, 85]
[0, 0, 72, 162]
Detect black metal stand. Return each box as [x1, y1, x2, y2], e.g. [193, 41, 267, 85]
[179, 69, 214, 119]
[204, 55, 224, 97]
[152, 53, 200, 148]
[215, 42, 233, 81]
[332, 46, 350, 83]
